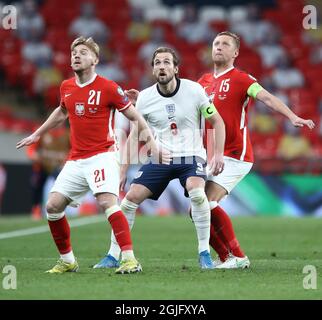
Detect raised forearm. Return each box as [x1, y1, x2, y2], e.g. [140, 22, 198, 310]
[213, 118, 225, 155]
[34, 107, 68, 136]
[257, 89, 296, 121]
[207, 113, 225, 155]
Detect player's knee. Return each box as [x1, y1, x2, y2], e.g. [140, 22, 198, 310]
[188, 188, 207, 206]
[125, 192, 141, 205]
[46, 201, 64, 214]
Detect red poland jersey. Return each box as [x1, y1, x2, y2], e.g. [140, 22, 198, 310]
[198, 67, 257, 163]
[60, 74, 131, 160]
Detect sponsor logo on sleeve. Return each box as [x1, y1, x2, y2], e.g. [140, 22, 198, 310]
[117, 86, 129, 103]
[117, 86, 125, 96]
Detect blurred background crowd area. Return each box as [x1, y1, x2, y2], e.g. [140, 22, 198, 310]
[0, 0, 321, 176]
[0, 0, 322, 217]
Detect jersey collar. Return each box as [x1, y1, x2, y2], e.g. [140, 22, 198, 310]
[213, 66, 234, 79]
[75, 73, 97, 88]
[157, 78, 181, 97]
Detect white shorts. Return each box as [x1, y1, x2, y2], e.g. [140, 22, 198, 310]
[207, 156, 253, 194]
[51, 151, 120, 207]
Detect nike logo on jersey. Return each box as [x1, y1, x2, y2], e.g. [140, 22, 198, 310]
[65, 93, 72, 97]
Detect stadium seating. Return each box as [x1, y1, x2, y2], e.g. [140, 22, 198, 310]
[0, 0, 321, 172]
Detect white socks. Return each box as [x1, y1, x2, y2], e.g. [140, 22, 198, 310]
[188, 188, 211, 254]
[60, 251, 75, 264]
[209, 201, 218, 210]
[108, 198, 139, 260]
[46, 211, 65, 221]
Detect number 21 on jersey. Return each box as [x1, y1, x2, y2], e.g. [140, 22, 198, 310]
[88, 90, 101, 105]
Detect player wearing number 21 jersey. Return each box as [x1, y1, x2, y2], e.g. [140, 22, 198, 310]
[60, 74, 130, 160]
[16, 36, 169, 275]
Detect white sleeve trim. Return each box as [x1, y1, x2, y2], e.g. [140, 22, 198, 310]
[118, 101, 131, 112]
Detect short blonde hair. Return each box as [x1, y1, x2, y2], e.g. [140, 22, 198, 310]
[71, 36, 99, 57]
[216, 31, 240, 49]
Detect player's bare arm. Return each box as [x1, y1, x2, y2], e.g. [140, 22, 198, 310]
[204, 107, 225, 176]
[255, 88, 315, 130]
[16, 107, 68, 149]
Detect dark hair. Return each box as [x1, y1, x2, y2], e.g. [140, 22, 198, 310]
[151, 47, 180, 67]
[216, 31, 240, 49]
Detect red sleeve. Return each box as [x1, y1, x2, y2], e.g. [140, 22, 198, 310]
[238, 71, 257, 93]
[197, 73, 210, 87]
[197, 75, 204, 84]
[106, 81, 131, 112]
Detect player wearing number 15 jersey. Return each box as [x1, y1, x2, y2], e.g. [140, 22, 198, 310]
[198, 31, 315, 269]
[16, 36, 170, 275]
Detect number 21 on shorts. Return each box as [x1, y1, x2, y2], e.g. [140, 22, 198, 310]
[94, 168, 105, 183]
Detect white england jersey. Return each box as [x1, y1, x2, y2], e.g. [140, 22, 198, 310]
[136, 78, 210, 160]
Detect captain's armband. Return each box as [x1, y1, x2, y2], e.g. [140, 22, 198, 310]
[201, 104, 217, 119]
[247, 82, 263, 98]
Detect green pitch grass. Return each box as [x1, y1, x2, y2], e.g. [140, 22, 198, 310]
[0, 215, 321, 300]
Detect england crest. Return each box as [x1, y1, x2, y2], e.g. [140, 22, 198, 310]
[165, 104, 175, 115]
[75, 102, 85, 116]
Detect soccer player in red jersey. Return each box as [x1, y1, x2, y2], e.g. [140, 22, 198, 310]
[16, 36, 169, 274]
[198, 31, 315, 268]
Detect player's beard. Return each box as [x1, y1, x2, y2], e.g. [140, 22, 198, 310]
[213, 55, 226, 65]
[157, 73, 174, 85]
[213, 53, 232, 68]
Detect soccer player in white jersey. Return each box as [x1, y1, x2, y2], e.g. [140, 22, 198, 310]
[16, 37, 170, 274]
[94, 47, 226, 269]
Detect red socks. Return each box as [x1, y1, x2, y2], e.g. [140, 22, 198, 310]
[209, 224, 229, 262]
[108, 210, 133, 251]
[48, 215, 71, 254]
[48, 206, 241, 262]
[48, 210, 132, 256]
[210, 206, 245, 258]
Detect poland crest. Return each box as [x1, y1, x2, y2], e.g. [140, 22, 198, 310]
[75, 102, 85, 116]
